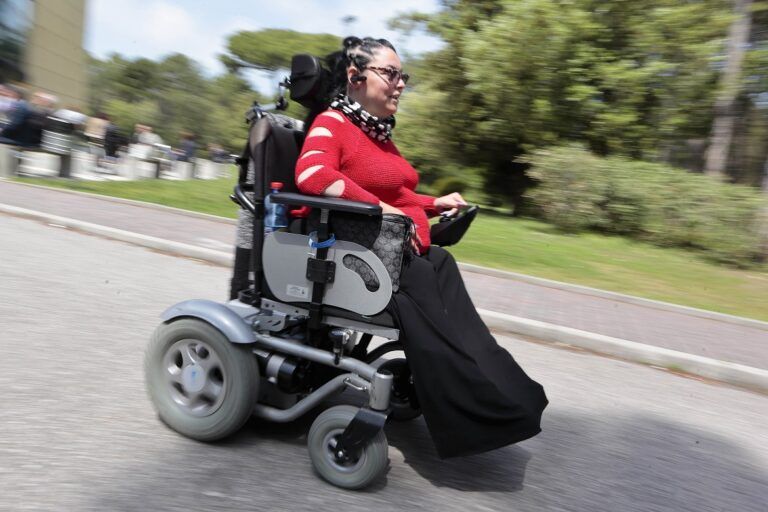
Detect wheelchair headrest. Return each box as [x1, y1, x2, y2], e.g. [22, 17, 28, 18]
[288, 54, 330, 110]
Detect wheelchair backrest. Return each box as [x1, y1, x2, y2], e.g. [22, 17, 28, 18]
[239, 53, 334, 196]
[240, 113, 304, 197]
[232, 53, 399, 318]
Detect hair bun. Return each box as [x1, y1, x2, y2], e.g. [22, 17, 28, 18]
[343, 36, 362, 49]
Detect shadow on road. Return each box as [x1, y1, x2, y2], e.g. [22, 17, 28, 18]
[385, 417, 532, 492]
[84, 407, 767, 511]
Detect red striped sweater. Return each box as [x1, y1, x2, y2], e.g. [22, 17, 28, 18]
[295, 109, 438, 251]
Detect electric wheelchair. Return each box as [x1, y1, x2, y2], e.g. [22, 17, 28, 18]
[144, 54, 478, 489]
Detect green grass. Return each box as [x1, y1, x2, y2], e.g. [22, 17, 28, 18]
[450, 212, 768, 321]
[16, 169, 242, 218]
[14, 174, 768, 321]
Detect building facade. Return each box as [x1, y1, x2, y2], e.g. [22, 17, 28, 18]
[0, 0, 33, 82]
[1, 0, 87, 108]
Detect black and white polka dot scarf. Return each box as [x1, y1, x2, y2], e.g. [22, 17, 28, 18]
[330, 94, 394, 142]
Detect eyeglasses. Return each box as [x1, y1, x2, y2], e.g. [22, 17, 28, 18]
[366, 66, 410, 85]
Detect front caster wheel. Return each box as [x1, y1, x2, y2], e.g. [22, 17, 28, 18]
[144, 318, 259, 441]
[307, 405, 388, 489]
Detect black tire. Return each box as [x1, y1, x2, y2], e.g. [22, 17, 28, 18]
[307, 405, 388, 489]
[144, 318, 259, 441]
[378, 358, 422, 422]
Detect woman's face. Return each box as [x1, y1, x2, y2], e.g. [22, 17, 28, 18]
[347, 47, 406, 118]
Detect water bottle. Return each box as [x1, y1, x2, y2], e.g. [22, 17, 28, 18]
[264, 181, 288, 237]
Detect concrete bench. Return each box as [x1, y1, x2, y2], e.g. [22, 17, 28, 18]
[15, 150, 60, 177]
[194, 158, 229, 179]
[0, 144, 229, 182]
[0, 144, 22, 178]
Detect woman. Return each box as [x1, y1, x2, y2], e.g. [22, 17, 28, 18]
[296, 37, 548, 459]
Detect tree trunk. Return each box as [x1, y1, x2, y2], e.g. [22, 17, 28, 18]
[759, 154, 768, 260]
[704, 0, 753, 179]
[763, 153, 768, 192]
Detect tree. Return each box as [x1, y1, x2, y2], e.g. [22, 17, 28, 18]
[220, 29, 340, 72]
[392, 0, 733, 206]
[759, 158, 768, 259]
[704, 0, 753, 178]
[728, 2, 768, 186]
[87, 52, 264, 153]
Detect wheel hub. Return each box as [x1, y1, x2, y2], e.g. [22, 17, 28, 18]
[181, 364, 206, 392]
[163, 338, 227, 417]
[327, 433, 362, 467]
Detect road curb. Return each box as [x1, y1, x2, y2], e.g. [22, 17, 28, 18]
[5, 178, 765, 330]
[458, 262, 768, 331]
[2, 203, 766, 393]
[479, 309, 768, 394]
[1, 178, 238, 225]
[0, 204, 232, 266]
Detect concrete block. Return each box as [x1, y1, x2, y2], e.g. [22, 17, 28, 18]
[71, 151, 97, 175]
[173, 161, 194, 180]
[17, 151, 59, 177]
[194, 159, 218, 179]
[117, 156, 138, 180]
[0, 144, 19, 178]
[135, 159, 158, 179]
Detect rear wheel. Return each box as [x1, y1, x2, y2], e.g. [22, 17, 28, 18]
[307, 405, 389, 489]
[144, 318, 259, 441]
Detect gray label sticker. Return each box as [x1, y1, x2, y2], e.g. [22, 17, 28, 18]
[286, 284, 309, 299]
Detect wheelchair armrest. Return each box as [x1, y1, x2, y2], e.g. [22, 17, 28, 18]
[272, 192, 382, 216]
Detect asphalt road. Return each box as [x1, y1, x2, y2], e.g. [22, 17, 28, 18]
[1, 213, 766, 512]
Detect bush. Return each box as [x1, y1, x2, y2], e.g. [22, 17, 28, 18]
[432, 176, 469, 196]
[524, 145, 767, 266]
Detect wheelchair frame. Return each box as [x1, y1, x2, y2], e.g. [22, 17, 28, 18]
[145, 59, 420, 490]
[145, 54, 474, 489]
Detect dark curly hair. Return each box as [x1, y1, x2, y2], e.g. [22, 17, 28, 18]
[303, 36, 397, 129]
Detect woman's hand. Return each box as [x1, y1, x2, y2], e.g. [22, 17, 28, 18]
[380, 201, 422, 253]
[433, 192, 467, 217]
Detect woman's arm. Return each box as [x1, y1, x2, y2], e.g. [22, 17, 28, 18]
[414, 192, 440, 217]
[295, 111, 380, 204]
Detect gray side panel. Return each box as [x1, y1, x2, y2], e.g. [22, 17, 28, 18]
[262, 231, 392, 316]
[160, 299, 256, 344]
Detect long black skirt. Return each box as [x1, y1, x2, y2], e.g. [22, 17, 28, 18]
[387, 246, 548, 459]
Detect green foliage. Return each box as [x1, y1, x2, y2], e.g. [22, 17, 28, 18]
[432, 176, 468, 196]
[395, 87, 462, 181]
[88, 53, 266, 153]
[525, 146, 767, 266]
[394, 0, 738, 203]
[102, 98, 160, 137]
[222, 29, 341, 71]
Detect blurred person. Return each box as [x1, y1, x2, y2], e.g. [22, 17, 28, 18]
[30, 91, 57, 113]
[177, 132, 196, 162]
[84, 112, 109, 147]
[0, 84, 20, 125]
[129, 124, 150, 159]
[17, 91, 56, 147]
[137, 125, 163, 146]
[29, 92, 59, 137]
[103, 120, 127, 160]
[130, 123, 145, 144]
[207, 142, 227, 162]
[295, 36, 548, 459]
[0, 86, 48, 147]
[129, 124, 165, 160]
[53, 105, 87, 128]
